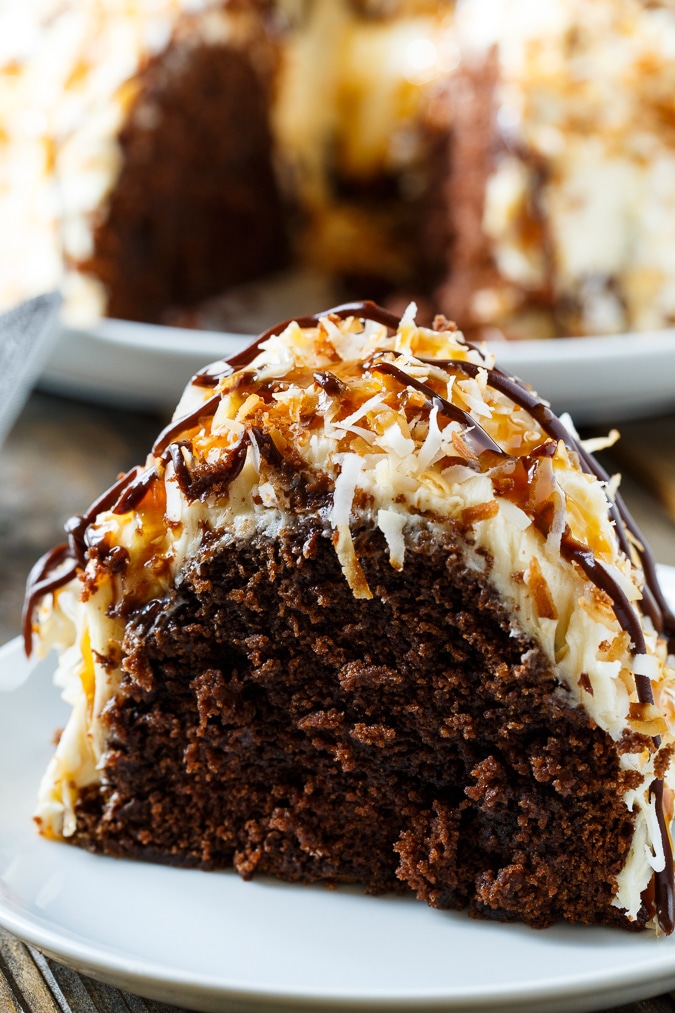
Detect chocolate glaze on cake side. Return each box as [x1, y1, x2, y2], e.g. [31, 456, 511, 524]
[25, 302, 675, 932]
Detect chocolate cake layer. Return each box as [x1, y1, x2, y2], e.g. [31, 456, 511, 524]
[71, 520, 639, 929]
[83, 36, 288, 324]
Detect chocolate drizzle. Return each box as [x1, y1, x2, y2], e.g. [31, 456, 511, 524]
[111, 465, 160, 515]
[65, 467, 143, 567]
[153, 393, 221, 456]
[191, 300, 401, 388]
[22, 301, 675, 931]
[22, 544, 77, 656]
[370, 360, 506, 457]
[167, 442, 193, 496]
[560, 535, 647, 659]
[653, 779, 675, 933]
[23, 302, 401, 636]
[22, 466, 149, 655]
[248, 426, 284, 469]
[313, 371, 349, 397]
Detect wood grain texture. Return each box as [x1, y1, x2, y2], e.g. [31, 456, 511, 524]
[0, 928, 189, 1012]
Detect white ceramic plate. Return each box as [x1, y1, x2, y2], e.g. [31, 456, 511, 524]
[42, 318, 675, 424]
[2, 565, 675, 1013]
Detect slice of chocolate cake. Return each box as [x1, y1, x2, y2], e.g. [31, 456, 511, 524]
[24, 302, 675, 932]
[80, 9, 288, 326]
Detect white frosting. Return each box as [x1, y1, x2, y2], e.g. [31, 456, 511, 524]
[456, 0, 675, 336]
[32, 308, 675, 927]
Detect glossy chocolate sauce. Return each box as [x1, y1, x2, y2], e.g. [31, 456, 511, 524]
[66, 467, 143, 567]
[190, 300, 401, 389]
[371, 361, 506, 457]
[22, 544, 77, 656]
[153, 393, 221, 456]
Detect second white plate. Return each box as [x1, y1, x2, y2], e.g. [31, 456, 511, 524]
[42, 317, 675, 424]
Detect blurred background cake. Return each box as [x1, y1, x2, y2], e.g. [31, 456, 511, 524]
[0, 0, 455, 326]
[2, 0, 675, 339]
[438, 0, 675, 340]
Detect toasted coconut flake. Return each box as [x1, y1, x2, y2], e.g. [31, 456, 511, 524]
[330, 452, 364, 530]
[461, 501, 500, 527]
[341, 425, 377, 445]
[442, 463, 478, 486]
[629, 703, 668, 736]
[333, 526, 372, 599]
[634, 653, 661, 681]
[643, 792, 667, 873]
[526, 556, 558, 620]
[377, 509, 407, 570]
[417, 406, 443, 471]
[211, 404, 245, 439]
[334, 393, 387, 431]
[380, 422, 415, 459]
[558, 412, 581, 441]
[399, 301, 418, 333]
[606, 472, 622, 500]
[498, 498, 532, 531]
[581, 429, 620, 455]
[323, 315, 373, 361]
[450, 430, 479, 462]
[253, 332, 296, 380]
[236, 394, 263, 421]
[456, 377, 493, 418]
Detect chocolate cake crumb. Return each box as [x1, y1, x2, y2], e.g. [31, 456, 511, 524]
[71, 522, 636, 929]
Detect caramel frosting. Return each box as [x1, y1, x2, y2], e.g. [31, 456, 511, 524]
[26, 301, 675, 930]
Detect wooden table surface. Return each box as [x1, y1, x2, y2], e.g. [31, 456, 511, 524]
[1, 389, 675, 1013]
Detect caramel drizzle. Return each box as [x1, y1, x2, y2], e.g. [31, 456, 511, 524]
[23, 302, 675, 930]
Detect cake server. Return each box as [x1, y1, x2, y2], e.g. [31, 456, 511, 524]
[0, 292, 62, 687]
[0, 292, 62, 449]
